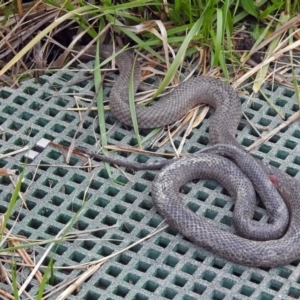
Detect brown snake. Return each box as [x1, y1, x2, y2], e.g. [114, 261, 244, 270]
[79, 45, 300, 267]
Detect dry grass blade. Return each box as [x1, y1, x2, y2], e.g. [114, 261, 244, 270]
[244, 14, 300, 61]
[233, 38, 300, 89]
[17, 215, 83, 297]
[0, 168, 16, 176]
[55, 224, 168, 299]
[6, 228, 43, 283]
[246, 110, 300, 152]
[253, 12, 291, 92]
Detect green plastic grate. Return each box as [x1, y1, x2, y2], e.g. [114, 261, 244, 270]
[0, 62, 300, 299]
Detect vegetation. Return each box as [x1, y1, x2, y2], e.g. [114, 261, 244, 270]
[0, 0, 300, 298]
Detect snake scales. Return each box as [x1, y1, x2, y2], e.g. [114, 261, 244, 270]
[80, 45, 300, 267]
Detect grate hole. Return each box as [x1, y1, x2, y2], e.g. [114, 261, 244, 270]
[112, 204, 127, 215]
[187, 202, 200, 213]
[67, 203, 81, 213]
[84, 136, 96, 145]
[135, 261, 151, 273]
[204, 209, 218, 220]
[80, 240, 96, 250]
[192, 251, 207, 263]
[19, 112, 33, 120]
[173, 243, 188, 255]
[77, 191, 92, 201]
[211, 291, 226, 300]
[265, 83, 279, 92]
[9, 121, 23, 131]
[250, 102, 263, 111]
[137, 229, 149, 238]
[94, 197, 109, 208]
[220, 277, 235, 289]
[201, 270, 216, 282]
[38, 207, 53, 217]
[142, 280, 159, 292]
[161, 287, 178, 299]
[133, 293, 149, 300]
[153, 268, 168, 279]
[258, 144, 271, 154]
[292, 129, 300, 139]
[284, 140, 297, 150]
[98, 169, 109, 179]
[249, 272, 263, 284]
[132, 182, 147, 193]
[204, 180, 218, 190]
[192, 283, 206, 295]
[197, 135, 209, 146]
[139, 199, 153, 210]
[32, 189, 47, 199]
[239, 285, 255, 297]
[145, 248, 160, 260]
[45, 226, 60, 236]
[220, 215, 232, 226]
[276, 267, 292, 279]
[212, 198, 227, 208]
[276, 150, 289, 160]
[28, 132, 41, 144]
[29, 101, 43, 111]
[0, 89, 12, 99]
[98, 246, 114, 257]
[69, 251, 85, 263]
[109, 234, 124, 245]
[49, 196, 64, 206]
[84, 209, 99, 219]
[288, 287, 300, 299]
[116, 175, 128, 185]
[266, 108, 277, 117]
[269, 134, 280, 143]
[115, 253, 131, 265]
[3, 106, 17, 115]
[147, 217, 160, 228]
[89, 180, 102, 190]
[286, 167, 298, 177]
[130, 211, 144, 222]
[84, 291, 101, 299]
[123, 272, 140, 284]
[27, 219, 42, 229]
[229, 265, 245, 277]
[181, 263, 197, 275]
[257, 292, 274, 300]
[51, 124, 65, 133]
[142, 171, 155, 181]
[155, 237, 170, 248]
[119, 223, 134, 234]
[128, 245, 142, 255]
[35, 118, 50, 127]
[53, 167, 68, 177]
[105, 187, 119, 197]
[101, 216, 117, 226]
[211, 258, 226, 269]
[194, 191, 209, 201]
[111, 131, 125, 141]
[275, 99, 287, 107]
[183, 295, 197, 300]
[268, 279, 283, 291]
[55, 98, 69, 107]
[94, 278, 111, 290]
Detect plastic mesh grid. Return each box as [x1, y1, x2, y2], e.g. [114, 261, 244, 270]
[0, 62, 300, 299]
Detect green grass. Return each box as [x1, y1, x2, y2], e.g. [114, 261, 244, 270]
[1, 0, 300, 298]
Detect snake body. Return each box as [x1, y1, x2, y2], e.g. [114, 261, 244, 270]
[86, 45, 300, 267]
